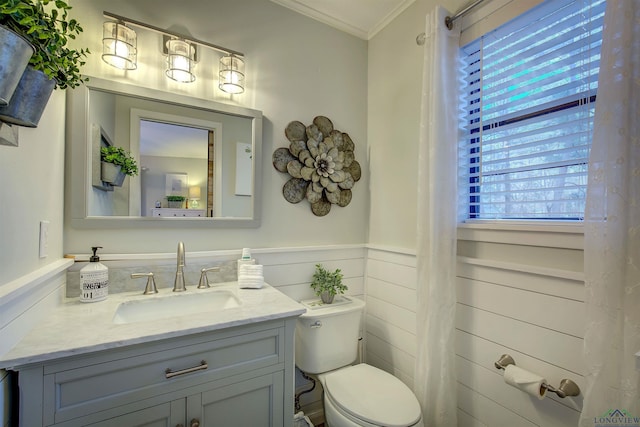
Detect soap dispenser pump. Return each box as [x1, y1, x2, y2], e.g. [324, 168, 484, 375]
[80, 246, 109, 302]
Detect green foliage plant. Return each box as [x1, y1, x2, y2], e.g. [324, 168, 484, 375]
[0, 0, 89, 89]
[166, 195, 186, 202]
[310, 263, 347, 299]
[100, 146, 139, 176]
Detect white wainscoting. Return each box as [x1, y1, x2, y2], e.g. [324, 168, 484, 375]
[456, 239, 585, 426]
[257, 245, 366, 302]
[1, 242, 586, 426]
[365, 247, 418, 389]
[364, 240, 585, 427]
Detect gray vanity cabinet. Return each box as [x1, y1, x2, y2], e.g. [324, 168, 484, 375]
[13, 319, 295, 427]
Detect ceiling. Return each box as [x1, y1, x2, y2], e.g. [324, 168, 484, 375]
[270, 0, 416, 40]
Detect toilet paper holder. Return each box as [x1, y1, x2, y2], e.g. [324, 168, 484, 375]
[494, 354, 581, 398]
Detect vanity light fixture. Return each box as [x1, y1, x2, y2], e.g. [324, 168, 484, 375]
[102, 11, 246, 93]
[218, 54, 245, 94]
[101, 21, 137, 70]
[165, 39, 197, 83]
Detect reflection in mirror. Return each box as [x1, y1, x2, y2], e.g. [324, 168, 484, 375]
[139, 120, 210, 216]
[66, 77, 262, 228]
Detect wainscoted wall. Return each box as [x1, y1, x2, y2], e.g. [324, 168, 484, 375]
[364, 247, 418, 389]
[456, 225, 585, 427]
[362, 231, 586, 427]
[1, 239, 586, 426]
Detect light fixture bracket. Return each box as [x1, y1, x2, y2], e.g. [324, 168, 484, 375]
[103, 11, 243, 58]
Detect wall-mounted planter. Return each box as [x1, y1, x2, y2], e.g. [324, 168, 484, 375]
[0, 66, 54, 127]
[101, 161, 126, 187]
[0, 25, 34, 106]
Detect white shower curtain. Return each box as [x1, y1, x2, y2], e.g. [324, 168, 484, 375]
[415, 6, 460, 426]
[581, 0, 640, 425]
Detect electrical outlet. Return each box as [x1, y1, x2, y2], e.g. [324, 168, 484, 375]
[39, 220, 49, 258]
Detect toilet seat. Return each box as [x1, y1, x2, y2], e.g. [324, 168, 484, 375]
[321, 364, 422, 427]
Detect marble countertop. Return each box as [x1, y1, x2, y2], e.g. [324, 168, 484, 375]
[0, 283, 305, 369]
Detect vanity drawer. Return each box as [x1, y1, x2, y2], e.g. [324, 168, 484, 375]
[42, 324, 285, 425]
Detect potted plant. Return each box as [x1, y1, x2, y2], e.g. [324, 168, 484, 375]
[100, 146, 138, 187]
[166, 195, 186, 208]
[310, 263, 347, 304]
[0, 0, 89, 127]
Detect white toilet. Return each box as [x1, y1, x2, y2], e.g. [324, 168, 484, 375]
[295, 296, 424, 427]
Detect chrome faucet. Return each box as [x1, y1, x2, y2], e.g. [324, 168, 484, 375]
[173, 241, 187, 292]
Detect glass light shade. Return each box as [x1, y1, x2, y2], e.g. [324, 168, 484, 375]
[166, 39, 196, 83]
[102, 22, 137, 70]
[218, 55, 245, 94]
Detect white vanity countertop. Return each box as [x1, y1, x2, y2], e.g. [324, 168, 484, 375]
[0, 283, 305, 369]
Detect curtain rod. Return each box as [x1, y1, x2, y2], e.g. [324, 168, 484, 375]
[445, 0, 487, 29]
[416, 0, 487, 45]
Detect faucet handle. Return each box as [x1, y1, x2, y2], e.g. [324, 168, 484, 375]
[131, 272, 158, 295]
[198, 266, 221, 289]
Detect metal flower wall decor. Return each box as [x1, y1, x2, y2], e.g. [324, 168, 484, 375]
[272, 116, 361, 216]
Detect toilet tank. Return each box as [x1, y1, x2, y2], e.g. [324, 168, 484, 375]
[295, 296, 365, 374]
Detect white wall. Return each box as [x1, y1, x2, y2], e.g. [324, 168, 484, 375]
[64, 0, 369, 254]
[0, 92, 66, 285]
[367, 0, 466, 250]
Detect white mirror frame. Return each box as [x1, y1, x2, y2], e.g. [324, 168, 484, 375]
[65, 77, 263, 229]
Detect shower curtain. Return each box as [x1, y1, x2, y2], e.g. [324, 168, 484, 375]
[415, 6, 460, 426]
[580, 0, 640, 424]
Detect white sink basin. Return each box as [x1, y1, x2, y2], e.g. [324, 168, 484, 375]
[113, 290, 241, 324]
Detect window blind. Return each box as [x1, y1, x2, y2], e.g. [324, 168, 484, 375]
[459, 0, 605, 220]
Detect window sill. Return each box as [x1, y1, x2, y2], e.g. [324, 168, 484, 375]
[457, 220, 584, 250]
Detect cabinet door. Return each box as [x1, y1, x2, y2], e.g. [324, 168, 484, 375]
[84, 401, 185, 427]
[188, 372, 285, 427]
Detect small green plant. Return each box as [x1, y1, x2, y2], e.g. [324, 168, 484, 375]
[310, 263, 347, 302]
[100, 146, 139, 176]
[0, 0, 89, 89]
[166, 195, 186, 202]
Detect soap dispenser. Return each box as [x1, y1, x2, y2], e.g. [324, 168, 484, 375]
[80, 246, 109, 302]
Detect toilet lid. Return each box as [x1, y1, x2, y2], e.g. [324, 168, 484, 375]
[323, 364, 422, 427]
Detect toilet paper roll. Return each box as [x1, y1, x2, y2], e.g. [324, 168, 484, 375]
[503, 365, 547, 400]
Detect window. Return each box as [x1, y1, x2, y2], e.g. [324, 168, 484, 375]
[458, 0, 605, 220]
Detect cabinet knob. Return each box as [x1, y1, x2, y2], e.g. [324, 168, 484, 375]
[190, 419, 200, 427]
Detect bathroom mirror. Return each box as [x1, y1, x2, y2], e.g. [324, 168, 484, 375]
[66, 77, 262, 228]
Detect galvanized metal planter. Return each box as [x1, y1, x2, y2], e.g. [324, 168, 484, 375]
[0, 25, 34, 106]
[100, 161, 126, 187]
[0, 66, 55, 127]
